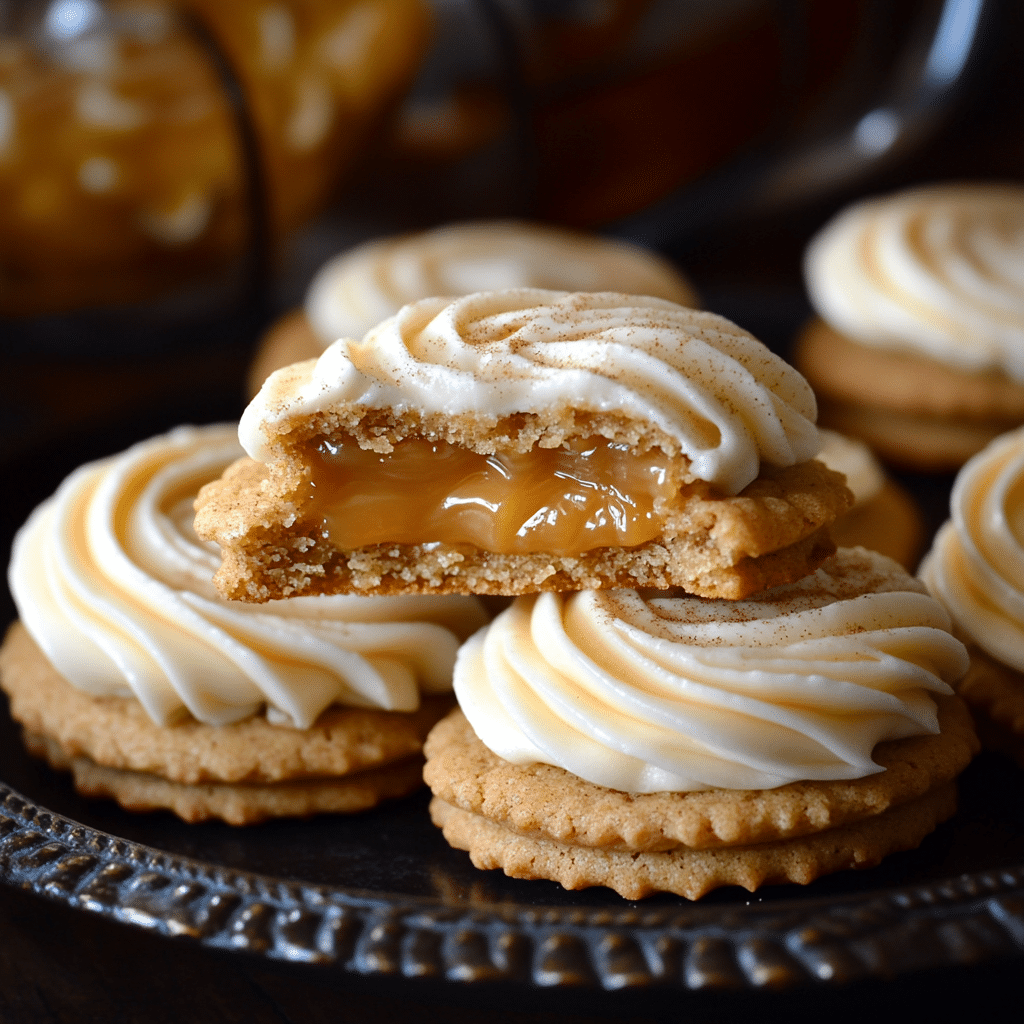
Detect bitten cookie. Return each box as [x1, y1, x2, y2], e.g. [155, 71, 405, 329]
[199, 290, 852, 602]
[795, 184, 1024, 470]
[1, 424, 486, 824]
[425, 549, 977, 899]
[921, 426, 1024, 765]
[248, 220, 698, 394]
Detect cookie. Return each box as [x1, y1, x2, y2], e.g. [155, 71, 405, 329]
[198, 290, 851, 601]
[920, 426, 1024, 762]
[954, 648, 1024, 765]
[796, 184, 1024, 470]
[796, 320, 1024, 470]
[425, 699, 976, 853]
[1, 622, 452, 786]
[3, 424, 486, 823]
[815, 429, 923, 568]
[424, 549, 977, 898]
[25, 731, 427, 826]
[247, 220, 698, 394]
[429, 784, 958, 901]
[426, 702, 973, 900]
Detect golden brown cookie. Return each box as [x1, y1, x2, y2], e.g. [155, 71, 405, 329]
[829, 480, 924, 571]
[956, 646, 1024, 766]
[423, 702, 977, 899]
[1, 622, 452, 823]
[430, 786, 957, 901]
[795, 319, 1024, 470]
[202, 293, 850, 602]
[26, 732, 425, 826]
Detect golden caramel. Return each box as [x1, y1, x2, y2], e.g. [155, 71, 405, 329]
[306, 437, 677, 553]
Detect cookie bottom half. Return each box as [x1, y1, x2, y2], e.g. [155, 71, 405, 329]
[0, 622, 451, 824]
[430, 784, 957, 901]
[199, 456, 849, 602]
[26, 732, 426, 825]
[424, 703, 977, 899]
[794, 318, 1024, 471]
[958, 646, 1024, 767]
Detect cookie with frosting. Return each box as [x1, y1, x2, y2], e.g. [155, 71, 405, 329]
[198, 290, 852, 602]
[0, 424, 486, 824]
[920, 426, 1024, 764]
[815, 429, 923, 570]
[794, 184, 1024, 470]
[425, 549, 977, 899]
[247, 220, 698, 395]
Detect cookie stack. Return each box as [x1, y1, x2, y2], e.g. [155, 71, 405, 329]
[794, 183, 1024, 471]
[194, 288, 977, 897]
[0, 225, 694, 829]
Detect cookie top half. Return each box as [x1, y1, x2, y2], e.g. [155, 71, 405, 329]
[241, 289, 821, 496]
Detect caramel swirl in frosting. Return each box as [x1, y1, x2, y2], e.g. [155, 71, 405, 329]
[305, 221, 697, 345]
[921, 426, 1024, 671]
[455, 549, 967, 791]
[242, 290, 820, 496]
[805, 184, 1024, 378]
[8, 425, 486, 729]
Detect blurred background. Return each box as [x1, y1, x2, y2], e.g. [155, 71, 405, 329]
[1, 0, 1022, 462]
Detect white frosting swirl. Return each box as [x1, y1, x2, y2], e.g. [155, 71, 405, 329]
[8, 424, 487, 729]
[805, 184, 1024, 379]
[456, 549, 966, 791]
[243, 290, 820, 496]
[816, 429, 885, 508]
[305, 220, 697, 345]
[921, 426, 1024, 671]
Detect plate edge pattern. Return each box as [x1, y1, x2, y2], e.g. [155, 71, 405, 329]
[1, 784, 1023, 990]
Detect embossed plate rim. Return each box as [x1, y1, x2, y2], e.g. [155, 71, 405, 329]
[1, 779, 1023, 990]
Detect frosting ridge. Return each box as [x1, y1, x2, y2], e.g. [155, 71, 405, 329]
[305, 220, 697, 345]
[8, 424, 486, 729]
[243, 289, 821, 496]
[455, 549, 967, 791]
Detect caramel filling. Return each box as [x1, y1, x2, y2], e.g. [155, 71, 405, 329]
[305, 437, 678, 554]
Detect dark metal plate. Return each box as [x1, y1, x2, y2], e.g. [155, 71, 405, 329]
[2, 642, 1024, 991]
[2, 298, 1023, 992]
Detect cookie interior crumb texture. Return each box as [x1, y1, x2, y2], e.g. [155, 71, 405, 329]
[195, 444, 850, 602]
